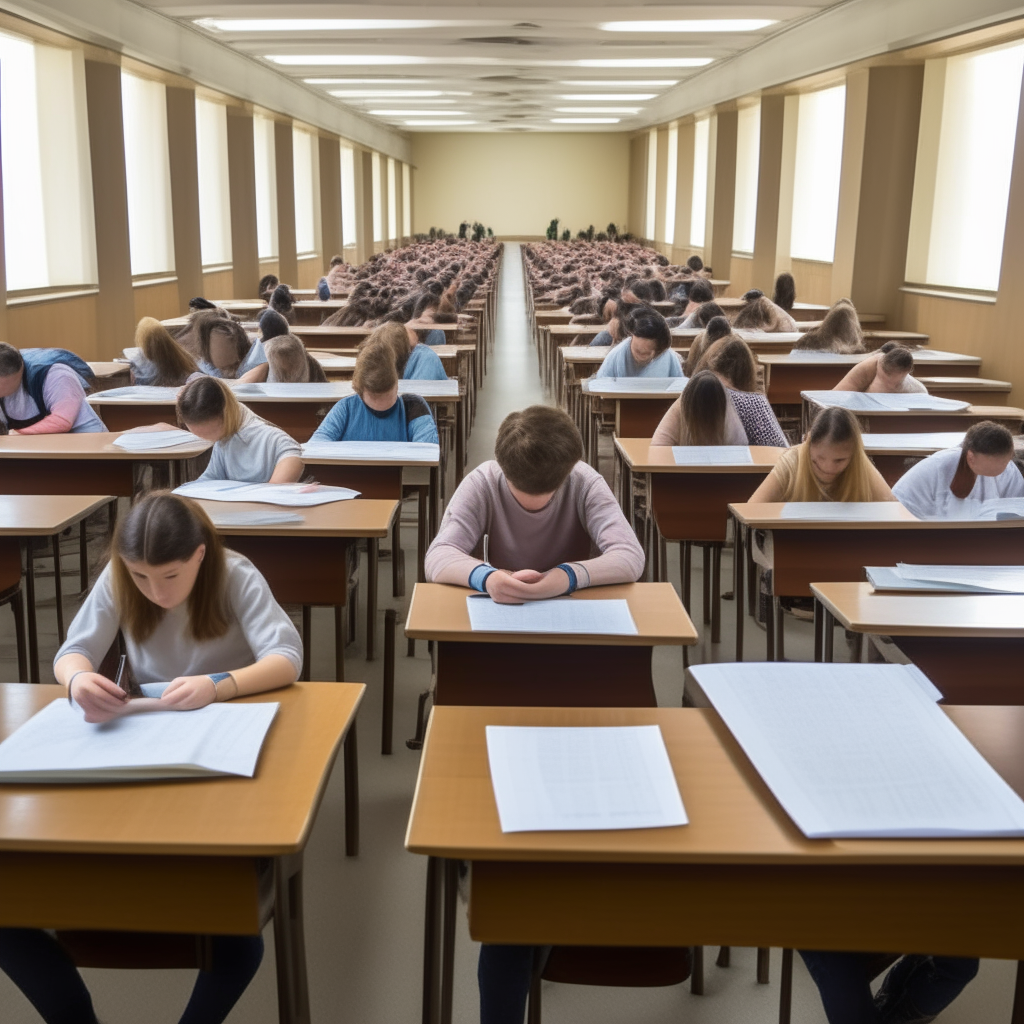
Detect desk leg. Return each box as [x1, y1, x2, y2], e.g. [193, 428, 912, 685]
[711, 544, 722, 645]
[419, 483, 429, 583]
[273, 854, 311, 1024]
[823, 609, 836, 662]
[456, 404, 466, 485]
[344, 720, 359, 857]
[51, 537, 65, 644]
[733, 522, 744, 662]
[813, 601, 824, 662]
[334, 606, 345, 682]
[23, 541, 39, 685]
[367, 539, 378, 661]
[428, 467, 439, 542]
[79, 521, 88, 591]
[773, 599, 785, 662]
[441, 858, 458, 1024]
[300, 607, 311, 682]
[383, 609, 395, 755]
[701, 546, 711, 627]
[423, 857, 444, 1024]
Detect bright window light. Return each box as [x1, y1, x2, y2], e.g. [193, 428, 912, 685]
[790, 85, 846, 262]
[340, 145, 357, 250]
[330, 89, 445, 98]
[560, 93, 657, 101]
[645, 128, 657, 239]
[555, 107, 641, 114]
[560, 80, 678, 87]
[405, 120, 479, 126]
[121, 72, 175, 276]
[198, 19, 456, 32]
[909, 41, 1024, 291]
[292, 127, 317, 254]
[691, 117, 710, 248]
[196, 98, 232, 266]
[600, 19, 776, 32]
[253, 114, 278, 259]
[576, 58, 712, 68]
[733, 102, 761, 254]
[665, 123, 678, 246]
[551, 118, 620, 124]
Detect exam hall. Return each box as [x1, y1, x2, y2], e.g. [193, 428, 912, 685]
[4, 0, 1024, 1022]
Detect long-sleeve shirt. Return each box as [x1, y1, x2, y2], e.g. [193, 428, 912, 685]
[892, 447, 1024, 518]
[55, 552, 303, 684]
[594, 338, 683, 379]
[425, 460, 646, 589]
[0, 364, 105, 434]
[310, 393, 439, 444]
[198, 407, 302, 483]
[727, 389, 789, 447]
[404, 343, 449, 381]
[651, 394, 747, 446]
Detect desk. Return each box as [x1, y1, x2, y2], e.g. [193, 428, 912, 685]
[578, 382, 679, 463]
[292, 299, 347, 325]
[404, 582, 696, 709]
[802, 395, 1024, 435]
[728, 502, 1024, 662]
[211, 299, 267, 317]
[290, 323, 460, 349]
[0, 495, 114, 683]
[862, 433, 966, 486]
[812, 581, 1024, 703]
[713, 299, 886, 324]
[916, 377, 1011, 404]
[86, 362, 131, 392]
[0, 433, 211, 497]
[409, 703, 1024, 1024]
[0, 681, 362, 1023]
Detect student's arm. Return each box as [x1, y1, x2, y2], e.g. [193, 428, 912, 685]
[237, 362, 270, 384]
[568, 466, 646, 587]
[651, 398, 682, 446]
[309, 397, 351, 442]
[867, 462, 897, 501]
[748, 467, 789, 503]
[407, 401, 440, 444]
[269, 456, 304, 484]
[593, 345, 619, 378]
[15, 365, 87, 434]
[424, 469, 490, 586]
[833, 355, 879, 392]
[265, 428, 304, 484]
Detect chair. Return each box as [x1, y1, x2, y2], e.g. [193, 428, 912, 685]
[0, 583, 28, 683]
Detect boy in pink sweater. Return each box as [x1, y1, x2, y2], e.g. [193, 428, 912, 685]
[425, 405, 645, 602]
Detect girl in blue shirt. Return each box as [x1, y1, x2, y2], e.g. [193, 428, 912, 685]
[594, 307, 683, 379]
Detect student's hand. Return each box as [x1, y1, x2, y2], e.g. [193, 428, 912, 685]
[159, 675, 218, 710]
[509, 569, 545, 584]
[71, 674, 130, 723]
[124, 422, 177, 433]
[485, 571, 538, 605]
[514, 567, 572, 599]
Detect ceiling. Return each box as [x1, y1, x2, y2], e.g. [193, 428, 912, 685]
[136, 2, 838, 133]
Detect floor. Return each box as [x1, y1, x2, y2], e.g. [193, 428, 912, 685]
[0, 243, 1015, 1023]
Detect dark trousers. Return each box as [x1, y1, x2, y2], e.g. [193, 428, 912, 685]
[0, 927, 264, 1024]
[478, 944, 546, 1024]
[800, 950, 979, 1024]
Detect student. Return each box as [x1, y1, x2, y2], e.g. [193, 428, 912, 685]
[732, 293, 798, 332]
[682, 315, 731, 376]
[309, 341, 439, 444]
[0, 492, 302, 1024]
[368, 321, 448, 381]
[0, 343, 105, 434]
[749, 406, 893, 502]
[594, 308, 682, 379]
[679, 300, 725, 330]
[833, 343, 926, 394]
[178, 376, 304, 484]
[892, 421, 1024, 518]
[130, 317, 198, 387]
[794, 299, 865, 353]
[267, 284, 296, 325]
[196, 317, 268, 382]
[697, 337, 789, 447]
[773, 272, 796, 312]
[588, 297, 639, 347]
[176, 307, 232, 360]
[326, 254, 348, 296]
[651, 369, 747, 446]
[265, 335, 328, 384]
[258, 273, 279, 301]
[425, 406, 644, 1023]
[680, 278, 714, 318]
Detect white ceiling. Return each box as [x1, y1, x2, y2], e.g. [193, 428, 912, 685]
[135, 2, 835, 132]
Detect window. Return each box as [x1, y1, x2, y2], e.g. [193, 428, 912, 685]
[664, 124, 678, 246]
[645, 128, 657, 240]
[402, 162, 412, 238]
[733, 102, 761, 254]
[293, 127, 317, 254]
[690, 117, 710, 248]
[906, 41, 1024, 292]
[341, 145, 358, 250]
[196, 98, 232, 266]
[372, 151, 383, 243]
[0, 31, 96, 291]
[387, 158, 397, 241]
[790, 85, 846, 262]
[121, 72, 174, 276]
[253, 114, 278, 259]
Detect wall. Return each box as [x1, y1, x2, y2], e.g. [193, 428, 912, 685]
[791, 259, 834, 305]
[411, 133, 630, 239]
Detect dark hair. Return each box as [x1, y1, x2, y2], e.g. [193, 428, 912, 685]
[495, 406, 583, 494]
[686, 255, 704, 272]
[742, 289, 764, 302]
[626, 308, 672, 354]
[773, 272, 796, 312]
[705, 316, 731, 343]
[0, 342, 24, 377]
[188, 297, 217, 311]
[964, 421, 1014, 458]
[687, 279, 714, 304]
[329, 254, 345, 267]
[198, 317, 251, 372]
[681, 370, 728, 446]
[260, 309, 292, 342]
[808, 405, 859, 447]
[702, 337, 758, 393]
[692, 301, 725, 328]
[878, 343, 914, 374]
[269, 284, 294, 314]
[258, 274, 280, 299]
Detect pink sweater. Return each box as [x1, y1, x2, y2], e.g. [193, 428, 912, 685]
[425, 460, 646, 588]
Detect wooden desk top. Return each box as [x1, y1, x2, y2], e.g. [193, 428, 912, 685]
[0, 495, 113, 535]
[812, 581, 1024, 637]
[804, 397, 1023, 421]
[862, 433, 965, 456]
[759, 350, 981, 367]
[0, 433, 211, 461]
[291, 323, 459, 336]
[87, 382, 460, 405]
[212, 300, 266, 312]
[729, 501, 1024, 531]
[193, 498, 398, 538]
[88, 362, 129, 379]
[293, 299, 347, 310]
[917, 377, 1011, 392]
[308, 345, 471, 360]
[404, 583, 697, 647]
[0, 683, 362, 855]
[615, 439, 786, 474]
[405, 703, 1024, 864]
[581, 382, 683, 400]
[302, 452, 440, 468]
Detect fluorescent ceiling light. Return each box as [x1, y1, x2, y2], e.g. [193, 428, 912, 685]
[329, 90, 445, 98]
[551, 118, 620, 124]
[600, 19, 776, 32]
[268, 55, 433, 66]
[555, 107, 640, 114]
[560, 80, 678, 87]
[560, 94, 657, 101]
[304, 78, 431, 85]
[197, 19, 459, 32]
[270, 55, 712, 69]
[575, 58, 712, 68]
[405, 120, 477, 126]
[372, 110, 467, 116]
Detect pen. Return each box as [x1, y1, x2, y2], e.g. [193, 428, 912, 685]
[483, 533, 489, 565]
[113, 654, 128, 698]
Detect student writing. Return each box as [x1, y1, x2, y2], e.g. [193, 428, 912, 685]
[0, 343, 105, 434]
[593, 308, 683, 379]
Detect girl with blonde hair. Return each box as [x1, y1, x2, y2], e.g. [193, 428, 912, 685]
[130, 317, 198, 387]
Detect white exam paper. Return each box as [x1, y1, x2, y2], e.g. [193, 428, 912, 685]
[399, 378, 459, 397]
[174, 479, 360, 506]
[485, 725, 687, 833]
[802, 390, 969, 413]
[228, 382, 345, 399]
[862, 432, 966, 452]
[301, 440, 440, 463]
[586, 377, 686, 394]
[87, 386, 179, 402]
[207, 511, 305, 527]
[778, 502, 905, 521]
[113, 429, 202, 451]
[895, 563, 1024, 594]
[865, 567, 988, 593]
[466, 596, 638, 636]
[672, 446, 752, 466]
[692, 661, 1024, 838]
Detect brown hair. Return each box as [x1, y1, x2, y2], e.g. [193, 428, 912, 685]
[794, 299, 864, 354]
[110, 492, 230, 643]
[790, 407, 875, 502]
[352, 340, 398, 396]
[177, 375, 245, 437]
[0, 342, 23, 377]
[364, 322, 411, 376]
[198, 317, 252, 374]
[266, 335, 326, 383]
[495, 406, 583, 494]
[733, 295, 788, 332]
[878, 342, 914, 374]
[951, 421, 1016, 498]
[680, 370, 728, 445]
[698, 337, 759, 393]
[134, 317, 198, 386]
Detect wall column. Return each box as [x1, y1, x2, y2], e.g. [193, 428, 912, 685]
[672, 120, 695, 261]
[165, 85, 202, 312]
[318, 135, 342, 266]
[275, 120, 298, 287]
[354, 149, 375, 264]
[750, 93, 787, 292]
[627, 135, 647, 238]
[84, 58, 135, 357]
[226, 106, 259, 299]
[707, 107, 738, 279]
[378, 155, 390, 249]
[394, 161, 405, 247]
[654, 126, 670, 251]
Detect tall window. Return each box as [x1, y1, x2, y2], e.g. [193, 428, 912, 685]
[387, 158, 397, 242]
[690, 117, 710, 248]
[402, 163, 412, 238]
[121, 72, 174, 276]
[341, 145, 357, 251]
[645, 128, 657, 240]
[253, 114, 278, 259]
[790, 85, 846, 262]
[372, 151, 383, 243]
[733, 102, 761, 254]
[664, 124, 678, 246]
[0, 32, 96, 290]
[196, 98, 232, 266]
[293, 127, 317, 255]
[907, 41, 1024, 292]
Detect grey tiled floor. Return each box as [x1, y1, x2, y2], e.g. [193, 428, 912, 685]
[0, 244, 1014, 1023]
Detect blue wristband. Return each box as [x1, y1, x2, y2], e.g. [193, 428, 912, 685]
[469, 564, 498, 593]
[556, 563, 578, 594]
[208, 672, 232, 686]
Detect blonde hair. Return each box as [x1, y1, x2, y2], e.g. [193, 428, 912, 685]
[134, 317, 198, 386]
[788, 407, 876, 502]
[352, 341, 398, 396]
[177, 375, 246, 438]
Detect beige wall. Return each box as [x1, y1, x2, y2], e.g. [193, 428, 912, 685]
[411, 133, 630, 238]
